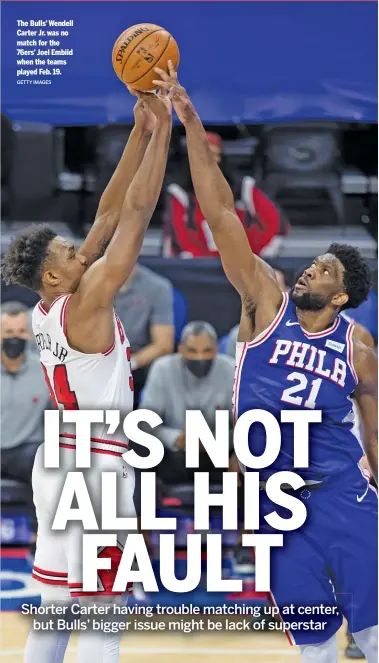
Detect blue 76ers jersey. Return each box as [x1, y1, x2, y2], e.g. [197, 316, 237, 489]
[233, 292, 361, 481]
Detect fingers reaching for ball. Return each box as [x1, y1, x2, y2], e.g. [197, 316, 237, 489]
[153, 62, 195, 126]
[152, 60, 178, 91]
[133, 96, 157, 134]
[137, 89, 172, 121]
[168, 60, 177, 79]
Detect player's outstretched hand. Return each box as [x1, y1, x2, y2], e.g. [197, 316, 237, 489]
[137, 89, 172, 123]
[132, 96, 156, 134]
[153, 61, 196, 125]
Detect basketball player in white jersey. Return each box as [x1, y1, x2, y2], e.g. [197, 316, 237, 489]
[2, 90, 172, 663]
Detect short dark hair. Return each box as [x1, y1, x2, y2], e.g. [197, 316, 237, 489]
[0, 301, 29, 317]
[1, 225, 57, 291]
[327, 243, 372, 310]
[180, 320, 217, 344]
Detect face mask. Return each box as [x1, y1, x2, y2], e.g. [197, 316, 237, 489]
[184, 358, 213, 379]
[2, 337, 27, 359]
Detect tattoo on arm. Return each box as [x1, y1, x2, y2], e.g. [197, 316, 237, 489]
[86, 236, 111, 265]
[97, 236, 111, 258]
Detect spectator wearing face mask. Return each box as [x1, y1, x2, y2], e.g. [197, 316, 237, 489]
[139, 320, 235, 485]
[1, 301, 50, 537]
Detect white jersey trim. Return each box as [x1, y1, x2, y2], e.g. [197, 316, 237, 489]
[233, 342, 248, 425]
[301, 316, 340, 339]
[247, 292, 289, 348]
[59, 433, 129, 457]
[346, 321, 358, 385]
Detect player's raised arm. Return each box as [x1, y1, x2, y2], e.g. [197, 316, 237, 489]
[153, 63, 282, 315]
[354, 340, 378, 483]
[74, 91, 172, 307]
[77, 97, 155, 266]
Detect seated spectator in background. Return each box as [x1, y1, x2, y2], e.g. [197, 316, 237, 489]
[225, 269, 288, 357]
[140, 319, 254, 574]
[1, 302, 49, 540]
[139, 320, 235, 485]
[164, 132, 289, 258]
[115, 263, 174, 406]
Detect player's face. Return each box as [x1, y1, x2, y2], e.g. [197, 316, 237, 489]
[291, 253, 348, 311]
[1, 312, 30, 359]
[179, 333, 217, 361]
[43, 236, 88, 292]
[179, 333, 217, 378]
[1, 312, 30, 341]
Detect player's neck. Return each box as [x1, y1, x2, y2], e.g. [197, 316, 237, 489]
[295, 307, 338, 333]
[39, 289, 69, 309]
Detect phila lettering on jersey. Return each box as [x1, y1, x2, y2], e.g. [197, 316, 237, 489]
[32, 294, 134, 455]
[233, 292, 361, 481]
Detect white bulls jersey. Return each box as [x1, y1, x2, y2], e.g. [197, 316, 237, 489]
[31, 293, 136, 598]
[32, 293, 134, 454]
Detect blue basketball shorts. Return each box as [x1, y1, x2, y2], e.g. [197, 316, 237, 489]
[258, 465, 378, 645]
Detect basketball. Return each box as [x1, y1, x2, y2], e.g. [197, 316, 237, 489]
[112, 23, 180, 92]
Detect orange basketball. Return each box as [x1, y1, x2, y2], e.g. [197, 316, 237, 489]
[112, 23, 180, 92]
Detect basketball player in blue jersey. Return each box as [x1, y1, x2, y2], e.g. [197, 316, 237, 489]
[155, 64, 378, 663]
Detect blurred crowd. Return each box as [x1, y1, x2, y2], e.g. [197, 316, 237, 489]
[1, 266, 377, 516]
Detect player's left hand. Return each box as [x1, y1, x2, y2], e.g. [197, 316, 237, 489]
[153, 61, 196, 125]
[138, 89, 172, 123]
[132, 96, 156, 134]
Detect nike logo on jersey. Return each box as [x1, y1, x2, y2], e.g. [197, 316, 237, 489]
[286, 320, 300, 327]
[357, 486, 369, 503]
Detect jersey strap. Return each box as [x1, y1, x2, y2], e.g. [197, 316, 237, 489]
[247, 292, 289, 348]
[346, 320, 358, 385]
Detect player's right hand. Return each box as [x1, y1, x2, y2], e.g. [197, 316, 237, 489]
[133, 97, 156, 134]
[137, 89, 172, 122]
[153, 61, 196, 125]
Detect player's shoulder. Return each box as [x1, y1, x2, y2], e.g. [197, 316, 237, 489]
[344, 317, 375, 349]
[352, 336, 377, 375]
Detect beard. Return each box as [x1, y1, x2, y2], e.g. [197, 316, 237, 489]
[290, 287, 330, 311]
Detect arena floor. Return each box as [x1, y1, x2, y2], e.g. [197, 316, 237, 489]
[1, 614, 350, 662]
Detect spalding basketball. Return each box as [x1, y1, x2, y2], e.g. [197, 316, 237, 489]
[112, 23, 180, 92]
